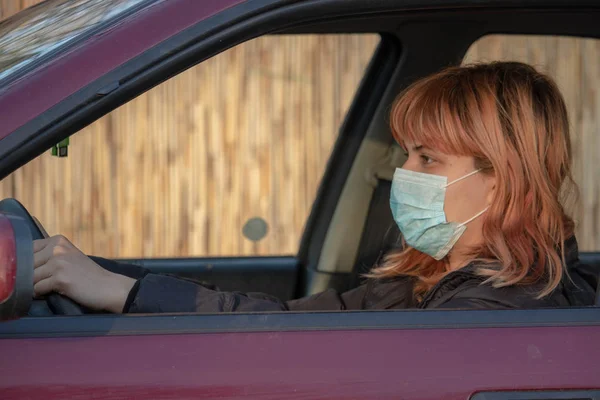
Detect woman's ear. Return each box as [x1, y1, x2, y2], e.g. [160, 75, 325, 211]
[484, 171, 497, 206]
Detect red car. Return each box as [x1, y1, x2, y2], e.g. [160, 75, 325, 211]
[0, 0, 599, 399]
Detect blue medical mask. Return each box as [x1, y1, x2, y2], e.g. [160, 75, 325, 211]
[390, 168, 488, 260]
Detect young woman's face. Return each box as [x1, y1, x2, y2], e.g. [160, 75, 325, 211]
[401, 141, 496, 259]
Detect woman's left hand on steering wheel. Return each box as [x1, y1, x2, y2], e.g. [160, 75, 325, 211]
[33, 235, 136, 313]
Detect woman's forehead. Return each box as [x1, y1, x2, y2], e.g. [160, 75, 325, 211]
[401, 139, 437, 153]
[396, 123, 464, 155]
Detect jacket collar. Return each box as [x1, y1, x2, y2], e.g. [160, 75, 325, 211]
[564, 235, 580, 268]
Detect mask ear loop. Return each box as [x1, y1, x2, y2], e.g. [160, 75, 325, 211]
[445, 169, 488, 226]
[459, 207, 489, 227]
[445, 169, 482, 187]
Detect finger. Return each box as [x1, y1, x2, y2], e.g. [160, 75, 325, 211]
[50, 234, 73, 248]
[33, 243, 56, 269]
[33, 238, 50, 253]
[33, 276, 56, 298]
[33, 262, 54, 285]
[47, 235, 77, 255]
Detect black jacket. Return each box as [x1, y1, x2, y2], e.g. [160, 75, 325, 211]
[91, 237, 598, 313]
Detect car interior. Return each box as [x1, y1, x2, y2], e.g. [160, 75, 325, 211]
[1, 2, 600, 316]
[284, 8, 600, 305]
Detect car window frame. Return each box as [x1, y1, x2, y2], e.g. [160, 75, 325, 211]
[1, 308, 599, 339]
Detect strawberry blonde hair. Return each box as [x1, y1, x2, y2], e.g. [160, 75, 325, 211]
[371, 61, 576, 300]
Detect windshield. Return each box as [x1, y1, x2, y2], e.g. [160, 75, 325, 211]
[0, 0, 157, 85]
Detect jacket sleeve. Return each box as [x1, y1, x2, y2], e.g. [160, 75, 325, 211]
[89, 256, 389, 313]
[89, 256, 150, 280]
[123, 273, 371, 313]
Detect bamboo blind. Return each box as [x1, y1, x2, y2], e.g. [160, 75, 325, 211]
[0, 0, 41, 18]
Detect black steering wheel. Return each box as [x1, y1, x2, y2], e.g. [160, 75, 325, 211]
[0, 198, 84, 316]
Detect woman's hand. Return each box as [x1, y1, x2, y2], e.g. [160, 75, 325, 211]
[33, 235, 136, 313]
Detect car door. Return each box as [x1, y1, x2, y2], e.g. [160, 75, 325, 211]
[1, 1, 600, 400]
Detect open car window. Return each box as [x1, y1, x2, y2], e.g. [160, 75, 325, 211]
[0, 33, 380, 259]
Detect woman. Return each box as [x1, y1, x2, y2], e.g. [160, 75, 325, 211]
[32, 61, 597, 313]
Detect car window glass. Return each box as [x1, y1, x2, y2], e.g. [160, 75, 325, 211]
[0, 34, 380, 258]
[0, 0, 153, 84]
[464, 34, 600, 251]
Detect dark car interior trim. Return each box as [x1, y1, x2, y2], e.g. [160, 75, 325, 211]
[117, 256, 300, 301]
[1, 308, 599, 339]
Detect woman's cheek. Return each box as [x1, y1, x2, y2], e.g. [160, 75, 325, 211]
[445, 187, 479, 223]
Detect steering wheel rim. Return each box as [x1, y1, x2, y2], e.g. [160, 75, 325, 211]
[0, 198, 84, 316]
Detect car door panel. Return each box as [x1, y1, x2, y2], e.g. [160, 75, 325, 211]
[1, 311, 599, 399]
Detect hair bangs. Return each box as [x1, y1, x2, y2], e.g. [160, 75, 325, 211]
[390, 74, 478, 157]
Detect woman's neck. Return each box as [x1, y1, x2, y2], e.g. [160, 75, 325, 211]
[446, 248, 473, 271]
[447, 223, 483, 271]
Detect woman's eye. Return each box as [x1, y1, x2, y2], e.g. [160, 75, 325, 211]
[420, 154, 434, 164]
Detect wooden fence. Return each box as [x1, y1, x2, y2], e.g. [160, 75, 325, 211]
[1, 2, 599, 258]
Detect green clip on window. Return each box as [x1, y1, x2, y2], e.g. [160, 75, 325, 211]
[51, 137, 70, 157]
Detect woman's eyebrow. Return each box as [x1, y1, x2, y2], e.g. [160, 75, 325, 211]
[413, 145, 442, 156]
